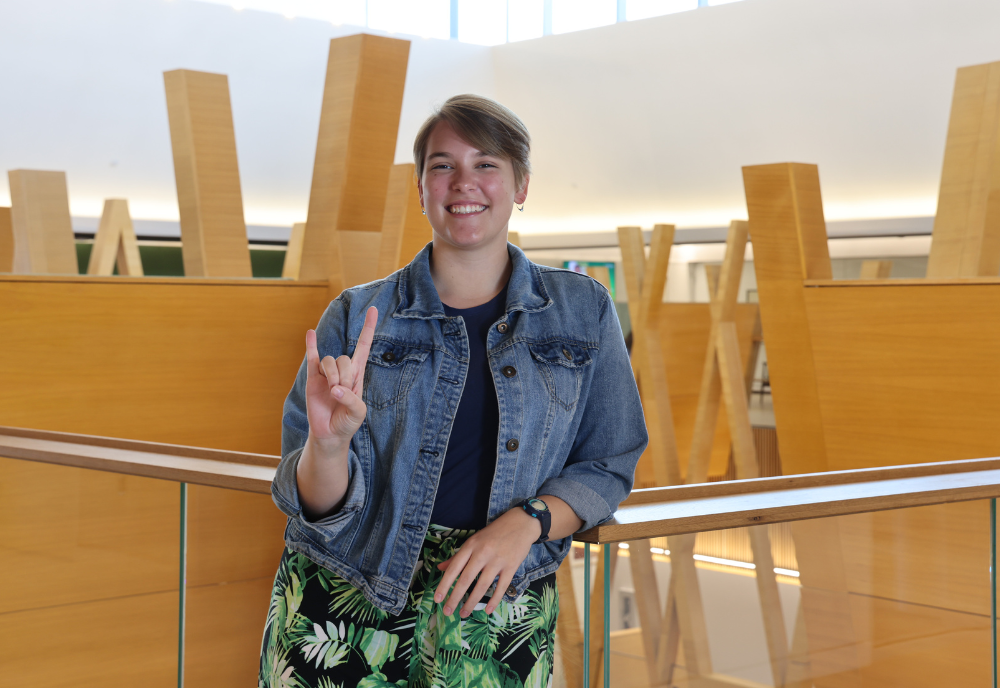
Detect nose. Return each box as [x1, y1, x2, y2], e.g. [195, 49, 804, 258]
[451, 165, 477, 192]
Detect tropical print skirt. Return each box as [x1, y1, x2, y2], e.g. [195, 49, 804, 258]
[259, 524, 559, 688]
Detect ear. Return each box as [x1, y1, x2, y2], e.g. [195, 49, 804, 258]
[417, 176, 425, 212]
[515, 175, 530, 205]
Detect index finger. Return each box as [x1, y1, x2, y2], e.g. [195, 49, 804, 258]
[350, 307, 378, 394]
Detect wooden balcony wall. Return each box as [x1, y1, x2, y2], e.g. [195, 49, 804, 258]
[0, 275, 330, 687]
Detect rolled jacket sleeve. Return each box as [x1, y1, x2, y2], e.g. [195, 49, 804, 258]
[538, 290, 648, 532]
[270, 297, 367, 536]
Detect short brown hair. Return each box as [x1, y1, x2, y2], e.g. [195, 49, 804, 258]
[413, 94, 531, 189]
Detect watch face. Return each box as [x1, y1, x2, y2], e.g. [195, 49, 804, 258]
[528, 498, 549, 512]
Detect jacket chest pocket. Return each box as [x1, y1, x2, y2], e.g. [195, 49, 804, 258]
[529, 341, 593, 411]
[363, 340, 429, 410]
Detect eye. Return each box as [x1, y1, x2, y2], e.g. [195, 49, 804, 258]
[477, 162, 499, 169]
[430, 163, 453, 170]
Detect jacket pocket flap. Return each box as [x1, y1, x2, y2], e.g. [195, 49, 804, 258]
[529, 341, 593, 368]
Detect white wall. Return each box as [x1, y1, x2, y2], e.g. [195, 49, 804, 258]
[3, 0, 1000, 235]
[0, 0, 493, 225]
[494, 0, 1000, 233]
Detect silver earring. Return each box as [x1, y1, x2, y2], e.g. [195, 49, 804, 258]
[421, 208, 426, 215]
[517, 204, 524, 212]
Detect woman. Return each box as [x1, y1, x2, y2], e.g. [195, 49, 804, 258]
[261, 95, 647, 687]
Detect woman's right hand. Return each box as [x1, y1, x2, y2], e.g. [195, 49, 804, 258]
[304, 306, 378, 449]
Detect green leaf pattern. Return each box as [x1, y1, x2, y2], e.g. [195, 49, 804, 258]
[260, 527, 557, 687]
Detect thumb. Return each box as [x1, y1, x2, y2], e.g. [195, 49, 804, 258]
[330, 385, 368, 430]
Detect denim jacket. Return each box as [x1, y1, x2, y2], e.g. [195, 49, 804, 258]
[271, 243, 648, 615]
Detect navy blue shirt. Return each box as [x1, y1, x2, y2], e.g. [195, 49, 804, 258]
[430, 286, 508, 530]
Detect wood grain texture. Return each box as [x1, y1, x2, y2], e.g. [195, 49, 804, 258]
[0, 275, 329, 686]
[299, 34, 410, 288]
[376, 164, 431, 279]
[858, 259, 891, 279]
[8, 169, 77, 274]
[0, 587, 178, 687]
[88, 199, 143, 276]
[0, 207, 12, 272]
[555, 558, 583, 688]
[282, 222, 306, 280]
[164, 70, 252, 278]
[928, 61, 1000, 277]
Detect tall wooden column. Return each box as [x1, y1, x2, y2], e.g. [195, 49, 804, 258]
[299, 34, 410, 292]
[0, 207, 12, 272]
[8, 170, 78, 275]
[376, 163, 431, 278]
[927, 60, 1000, 277]
[164, 69, 252, 278]
[743, 163, 862, 688]
[87, 199, 143, 277]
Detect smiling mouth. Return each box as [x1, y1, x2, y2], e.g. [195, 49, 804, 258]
[448, 204, 487, 215]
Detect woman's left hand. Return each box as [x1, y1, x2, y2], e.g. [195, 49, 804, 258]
[434, 507, 541, 618]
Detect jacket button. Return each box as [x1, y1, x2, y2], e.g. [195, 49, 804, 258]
[562, 349, 572, 360]
[506, 585, 517, 597]
[502, 366, 517, 378]
[506, 438, 519, 451]
[497, 322, 509, 334]
[382, 351, 396, 362]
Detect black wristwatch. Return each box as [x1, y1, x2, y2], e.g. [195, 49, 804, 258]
[519, 498, 551, 544]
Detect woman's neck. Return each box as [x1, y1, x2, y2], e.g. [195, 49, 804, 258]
[429, 234, 513, 309]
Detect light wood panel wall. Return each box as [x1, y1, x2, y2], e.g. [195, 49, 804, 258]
[282, 222, 306, 279]
[299, 34, 410, 288]
[927, 60, 1000, 278]
[0, 207, 12, 272]
[745, 160, 999, 686]
[164, 69, 252, 278]
[8, 169, 78, 275]
[0, 275, 330, 687]
[87, 199, 143, 276]
[376, 163, 431, 278]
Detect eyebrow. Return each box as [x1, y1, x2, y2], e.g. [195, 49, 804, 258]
[427, 150, 493, 161]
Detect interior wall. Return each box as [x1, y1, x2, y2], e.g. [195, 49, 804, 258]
[4, 0, 1000, 235]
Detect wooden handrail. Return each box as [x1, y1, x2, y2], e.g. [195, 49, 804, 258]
[0, 426, 276, 494]
[579, 456, 1000, 542]
[5, 426, 1000, 543]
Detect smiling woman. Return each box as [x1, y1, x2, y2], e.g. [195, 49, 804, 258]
[261, 94, 648, 687]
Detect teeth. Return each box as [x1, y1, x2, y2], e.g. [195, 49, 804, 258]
[449, 204, 486, 215]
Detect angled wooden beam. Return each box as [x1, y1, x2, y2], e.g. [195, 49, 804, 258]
[8, 170, 78, 275]
[376, 163, 431, 279]
[585, 264, 612, 293]
[859, 259, 892, 279]
[0, 207, 12, 273]
[299, 34, 410, 291]
[507, 230, 521, 248]
[164, 69, 252, 278]
[928, 61, 1000, 277]
[555, 557, 583, 688]
[282, 222, 306, 280]
[743, 162, 861, 688]
[87, 199, 143, 277]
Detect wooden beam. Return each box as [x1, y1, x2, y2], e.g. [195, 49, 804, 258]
[555, 557, 583, 688]
[859, 259, 892, 279]
[87, 199, 143, 277]
[928, 61, 1000, 277]
[508, 230, 522, 248]
[376, 163, 431, 278]
[299, 34, 410, 289]
[0, 207, 12, 273]
[585, 264, 612, 293]
[164, 69, 252, 278]
[8, 170, 78, 275]
[282, 222, 306, 280]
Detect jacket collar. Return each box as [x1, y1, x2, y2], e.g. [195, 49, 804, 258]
[395, 242, 553, 319]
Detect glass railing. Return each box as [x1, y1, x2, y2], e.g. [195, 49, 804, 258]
[2, 426, 998, 688]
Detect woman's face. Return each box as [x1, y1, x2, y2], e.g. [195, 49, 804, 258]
[418, 121, 528, 252]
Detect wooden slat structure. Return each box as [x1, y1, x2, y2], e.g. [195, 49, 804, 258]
[858, 259, 892, 279]
[927, 60, 1000, 277]
[0, 206, 12, 272]
[8, 169, 78, 274]
[745, 149, 1000, 685]
[164, 69, 253, 278]
[298, 34, 410, 289]
[376, 163, 431, 278]
[87, 199, 143, 276]
[282, 222, 306, 279]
